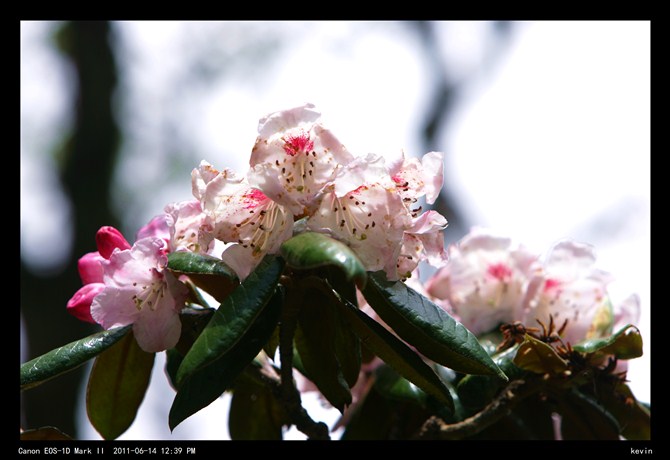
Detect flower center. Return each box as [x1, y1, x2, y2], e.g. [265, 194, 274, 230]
[282, 130, 314, 156]
[487, 262, 513, 281]
[132, 271, 166, 312]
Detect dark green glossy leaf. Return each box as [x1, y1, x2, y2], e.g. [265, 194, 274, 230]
[168, 286, 283, 430]
[592, 382, 650, 440]
[340, 385, 433, 440]
[362, 271, 506, 380]
[557, 390, 620, 440]
[86, 331, 155, 440]
[374, 364, 427, 407]
[294, 286, 352, 412]
[341, 384, 393, 440]
[263, 325, 280, 360]
[175, 255, 284, 384]
[514, 334, 568, 374]
[167, 251, 238, 278]
[167, 252, 239, 302]
[334, 309, 362, 388]
[20, 426, 73, 440]
[20, 326, 131, 391]
[165, 348, 183, 391]
[573, 324, 643, 360]
[280, 232, 367, 288]
[175, 308, 216, 356]
[457, 346, 525, 413]
[335, 294, 454, 412]
[228, 372, 286, 440]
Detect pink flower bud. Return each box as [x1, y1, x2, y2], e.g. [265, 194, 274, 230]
[77, 251, 105, 285]
[96, 226, 131, 259]
[67, 283, 105, 323]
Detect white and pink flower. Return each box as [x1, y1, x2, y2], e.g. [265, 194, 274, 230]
[524, 240, 616, 345]
[67, 225, 189, 353]
[192, 161, 293, 280]
[91, 236, 188, 353]
[248, 103, 354, 218]
[425, 228, 540, 336]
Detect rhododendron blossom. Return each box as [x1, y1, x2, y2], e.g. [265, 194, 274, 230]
[425, 228, 540, 336]
[307, 154, 412, 278]
[307, 152, 447, 280]
[525, 240, 616, 345]
[249, 103, 354, 218]
[192, 161, 293, 279]
[91, 236, 188, 353]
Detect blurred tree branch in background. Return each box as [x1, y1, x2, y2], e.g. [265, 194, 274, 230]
[21, 21, 121, 436]
[410, 21, 513, 243]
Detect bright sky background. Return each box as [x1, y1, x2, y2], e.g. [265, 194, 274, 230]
[21, 20, 650, 440]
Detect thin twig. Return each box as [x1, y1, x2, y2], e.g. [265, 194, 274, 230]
[415, 379, 541, 440]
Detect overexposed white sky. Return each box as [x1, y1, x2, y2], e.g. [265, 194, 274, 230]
[21, 20, 650, 440]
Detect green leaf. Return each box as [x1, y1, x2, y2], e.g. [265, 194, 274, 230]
[573, 324, 643, 360]
[168, 252, 239, 302]
[280, 232, 367, 288]
[175, 308, 216, 356]
[340, 385, 393, 440]
[374, 365, 427, 407]
[513, 334, 568, 374]
[86, 330, 155, 440]
[168, 286, 283, 430]
[165, 348, 183, 391]
[591, 382, 650, 440]
[294, 286, 352, 412]
[175, 255, 284, 384]
[362, 271, 506, 380]
[556, 390, 620, 440]
[457, 346, 525, 413]
[20, 326, 131, 391]
[334, 294, 454, 412]
[263, 325, 280, 359]
[20, 426, 73, 440]
[228, 372, 286, 440]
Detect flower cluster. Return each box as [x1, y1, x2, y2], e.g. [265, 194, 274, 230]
[66, 103, 449, 352]
[425, 227, 640, 345]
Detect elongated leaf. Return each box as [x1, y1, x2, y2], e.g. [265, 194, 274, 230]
[597, 382, 650, 440]
[362, 271, 506, 379]
[20, 326, 131, 391]
[557, 390, 620, 440]
[175, 308, 215, 356]
[573, 324, 643, 360]
[280, 232, 367, 287]
[294, 286, 352, 412]
[165, 348, 183, 391]
[341, 385, 393, 440]
[175, 255, 284, 384]
[229, 372, 286, 440]
[168, 252, 239, 302]
[168, 287, 283, 430]
[374, 365, 427, 407]
[86, 331, 155, 440]
[167, 251, 238, 278]
[514, 334, 568, 374]
[20, 426, 73, 440]
[335, 295, 454, 412]
[457, 346, 525, 412]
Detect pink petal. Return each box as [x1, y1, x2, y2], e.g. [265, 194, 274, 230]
[67, 283, 105, 323]
[136, 214, 170, 244]
[96, 226, 131, 259]
[77, 251, 105, 284]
